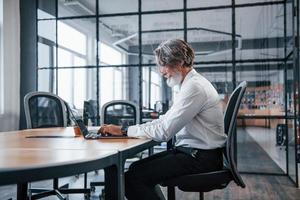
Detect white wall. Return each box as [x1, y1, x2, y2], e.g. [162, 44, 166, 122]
[0, 0, 20, 131]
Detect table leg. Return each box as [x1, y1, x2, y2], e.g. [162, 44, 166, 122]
[104, 165, 119, 200]
[17, 183, 28, 200]
[117, 156, 125, 200]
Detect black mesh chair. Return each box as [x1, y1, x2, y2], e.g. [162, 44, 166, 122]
[24, 92, 68, 129]
[83, 100, 99, 126]
[162, 81, 247, 200]
[24, 91, 90, 199]
[101, 100, 140, 126]
[90, 100, 140, 197]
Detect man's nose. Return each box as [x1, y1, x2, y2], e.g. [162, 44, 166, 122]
[159, 67, 166, 75]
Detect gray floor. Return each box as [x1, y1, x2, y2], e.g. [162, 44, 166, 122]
[1, 128, 300, 200]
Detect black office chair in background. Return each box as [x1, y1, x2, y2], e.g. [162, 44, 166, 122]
[90, 100, 140, 198]
[24, 91, 90, 199]
[162, 81, 247, 200]
[83, 100, 99, 126]
[101, 100, 140, 126]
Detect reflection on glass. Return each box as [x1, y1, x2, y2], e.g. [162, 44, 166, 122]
[58, 68, 96, 109]
[38, 20, 56, 68]
[142, 13, 183, 31]
[236, 0, 283, 4]
[286, 0, 293, 55]
[38, 0, 56, 19]
[99, 16, 138, 65]
[142, 67, 162, 109]
[38, 69, 56, 93]
[236, 63, 285, 117]
[99, 0, 138, 14]
[100, 43, 124, 65]
[142, 31, 184, 64]
[57, 19, 96, 67]
[38, 42, 55, 68]
[287, 119, 297, 182]
[187, 0, 230, 8]
[187, 10, 232, 62]
[58, 21, 87, 55]
[142, 0, 183, 11]
[236, 5, 284, 60]
[287, 56, 294, 116]
[58, 0, 96, 17]
[38, 20, 56, 42]
[99, 67, 127, 106]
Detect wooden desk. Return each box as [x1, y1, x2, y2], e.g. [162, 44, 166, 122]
[0, 127, 158, 200]
[0, 148, 118, 200]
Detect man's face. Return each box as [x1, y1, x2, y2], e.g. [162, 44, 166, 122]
[158, 65, 179, 78]
[158, 65, 183, 87]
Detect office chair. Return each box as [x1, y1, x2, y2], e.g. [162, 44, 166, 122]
[162, 81, 247, 200]
[101, 100, 140, 126]
[24, 91, 90, 200]
[83, 100, 99, 126]
[90, 100, 140, 198]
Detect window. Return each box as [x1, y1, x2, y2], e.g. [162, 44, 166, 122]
[150, 71, 161, 108]
[142, 67, 162, 109]
[99, 42, 126, 106]
[57, 22, 88, 109]
[0, 0, 3, 114]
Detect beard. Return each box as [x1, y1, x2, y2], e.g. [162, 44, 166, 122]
[166, 72, 183, 87]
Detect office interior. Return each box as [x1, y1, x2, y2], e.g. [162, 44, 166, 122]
[0, 0, 300, 199]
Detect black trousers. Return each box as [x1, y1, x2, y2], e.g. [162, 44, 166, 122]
[125, 147, 223, 200]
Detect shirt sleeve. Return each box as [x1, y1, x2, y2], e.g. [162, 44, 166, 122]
[127, 84, 207, 141]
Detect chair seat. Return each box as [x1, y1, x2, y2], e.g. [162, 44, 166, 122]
[162, 169, 233, 192]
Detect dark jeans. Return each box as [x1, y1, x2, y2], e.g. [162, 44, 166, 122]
[125, 147, 223, 200]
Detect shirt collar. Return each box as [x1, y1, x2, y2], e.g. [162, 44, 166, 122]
[180, 68, 197, 89]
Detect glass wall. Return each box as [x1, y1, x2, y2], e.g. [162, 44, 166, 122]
[36, 0, 299, 186]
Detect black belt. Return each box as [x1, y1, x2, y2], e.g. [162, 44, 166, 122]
[175, 146, 223, 158]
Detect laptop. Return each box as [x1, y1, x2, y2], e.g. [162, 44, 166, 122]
[69, 107, 136, 139]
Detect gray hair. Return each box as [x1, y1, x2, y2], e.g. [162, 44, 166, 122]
[154, 39, 195, 68]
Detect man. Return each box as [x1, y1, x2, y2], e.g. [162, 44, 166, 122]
[100, 39, 227, 200]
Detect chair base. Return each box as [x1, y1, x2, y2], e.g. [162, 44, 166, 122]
[30, 187, 91, 200]
[30, 180, 91, 200]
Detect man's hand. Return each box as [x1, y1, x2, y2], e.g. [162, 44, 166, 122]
[99, 124, 122, 135]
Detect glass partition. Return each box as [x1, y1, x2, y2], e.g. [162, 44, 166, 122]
[236, 4, 284, 60]
[187, 9, 232, 62]
[35, 0, 299, 186]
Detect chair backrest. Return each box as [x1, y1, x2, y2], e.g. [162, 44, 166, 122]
[24, 91, 67, 129]
[223, 81, 247, 188]
[83, 100, 98, 126]
[101, 100, 140, 126]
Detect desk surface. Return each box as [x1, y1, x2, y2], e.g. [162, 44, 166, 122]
[0, 127, 156, 189]
[0, 127, 153, 151]
[0, 148, 118, 186]
[0, 149, 115, 170]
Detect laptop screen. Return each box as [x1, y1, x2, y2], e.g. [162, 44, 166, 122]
[66, 105, 90, 137]
[74, 119, 89, 137]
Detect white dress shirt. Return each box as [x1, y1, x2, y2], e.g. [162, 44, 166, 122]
[128, 69, 227, 150]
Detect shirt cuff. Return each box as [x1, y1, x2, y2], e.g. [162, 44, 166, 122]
[127, 125, 147, 138]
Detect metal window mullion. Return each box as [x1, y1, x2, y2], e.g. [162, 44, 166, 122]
[284, 0, 289, 176]
[55, 0, 58, 95]
[96, 0, 100, 125]
[138, 0, 142, 123]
